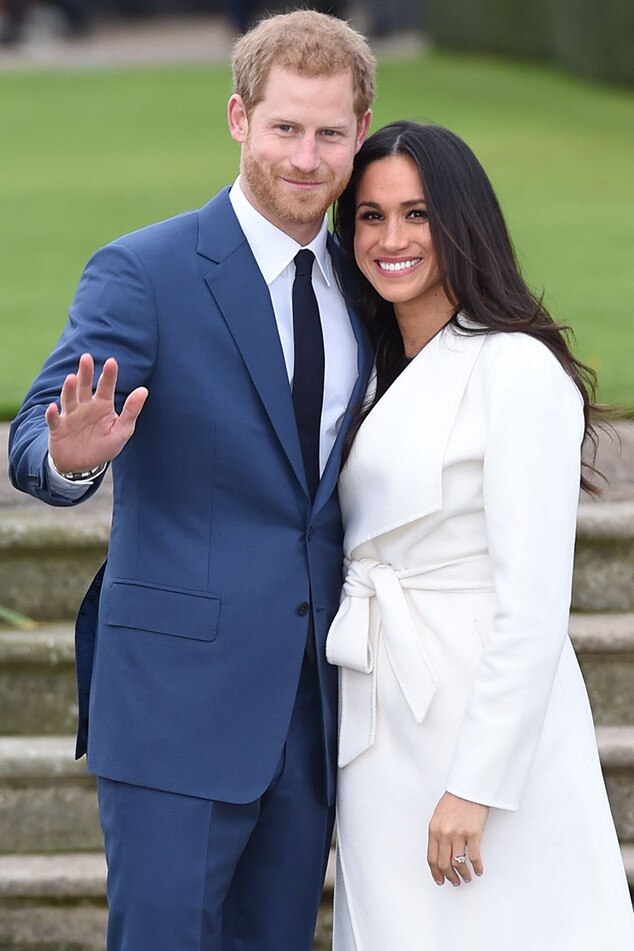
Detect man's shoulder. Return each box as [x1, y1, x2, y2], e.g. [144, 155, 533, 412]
[103, 186, 234, 260]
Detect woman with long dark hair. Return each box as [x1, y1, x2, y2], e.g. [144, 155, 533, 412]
[326, 122, 634, 949]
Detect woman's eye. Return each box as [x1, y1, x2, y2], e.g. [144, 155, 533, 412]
[358, 211, 382, 221]
[408, 208, 428, 220]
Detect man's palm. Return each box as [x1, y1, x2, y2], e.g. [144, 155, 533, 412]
[46, 353, 148, 473]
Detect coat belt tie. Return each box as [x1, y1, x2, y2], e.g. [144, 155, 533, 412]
[326, 555, 493, 767]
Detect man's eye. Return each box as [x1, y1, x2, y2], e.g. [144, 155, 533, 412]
[321, 129, 339, 137]
[277, 124, 293, 133]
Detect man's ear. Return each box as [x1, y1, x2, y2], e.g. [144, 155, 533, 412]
[228, 94, 249, 143]
[355, 110, 372, 154]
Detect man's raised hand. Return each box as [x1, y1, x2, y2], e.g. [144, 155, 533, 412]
[46, 353, 148, 474]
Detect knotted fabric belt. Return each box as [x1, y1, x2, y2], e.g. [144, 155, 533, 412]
[326, 554, 494, 767]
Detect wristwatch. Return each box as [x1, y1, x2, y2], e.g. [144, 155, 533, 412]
[49, 458, 107, 482]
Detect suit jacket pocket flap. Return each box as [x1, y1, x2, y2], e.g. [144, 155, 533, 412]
[105, 581, 221, 642]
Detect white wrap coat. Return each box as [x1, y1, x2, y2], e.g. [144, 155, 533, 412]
[327, 324, 634, 949]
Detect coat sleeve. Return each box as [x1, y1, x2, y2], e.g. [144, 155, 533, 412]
[8, 242, 158, 506]
[445, 334, 585, 810]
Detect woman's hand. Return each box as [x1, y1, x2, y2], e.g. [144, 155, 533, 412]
[427, 792, 488, 886]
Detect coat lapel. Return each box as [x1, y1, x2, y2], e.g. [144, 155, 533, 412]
[198, 190, 308, 495]
[339, 324, 486, 553]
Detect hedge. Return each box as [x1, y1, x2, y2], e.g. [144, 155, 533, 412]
[427, 0, 634, 87]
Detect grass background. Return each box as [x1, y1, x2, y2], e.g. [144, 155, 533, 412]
[1, 52, 633, 417]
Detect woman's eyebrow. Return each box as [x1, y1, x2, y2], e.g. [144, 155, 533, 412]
[356, 198, 427, 209]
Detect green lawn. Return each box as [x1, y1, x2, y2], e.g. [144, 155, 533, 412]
[1, 52, 633, 417]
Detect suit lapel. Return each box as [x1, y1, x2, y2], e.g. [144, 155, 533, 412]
[198, 190, 308, 496]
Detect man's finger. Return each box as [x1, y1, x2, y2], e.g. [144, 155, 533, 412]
[94, 357, 119, 402]
[76, 353, 96, 402]
[59, 374, 78, 415]
[119, 387, 149, 428]
[45, 402, 60, 432]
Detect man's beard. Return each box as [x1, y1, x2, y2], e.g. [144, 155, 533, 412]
[241, 141, 351, 228]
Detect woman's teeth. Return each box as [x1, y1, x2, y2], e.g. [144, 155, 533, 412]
[377, 259, 421, 272]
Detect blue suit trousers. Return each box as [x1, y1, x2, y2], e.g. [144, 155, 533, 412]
[97, 656, 334, 950]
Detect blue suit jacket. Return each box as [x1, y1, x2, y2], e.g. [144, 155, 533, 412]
[9, 188, 373, 805]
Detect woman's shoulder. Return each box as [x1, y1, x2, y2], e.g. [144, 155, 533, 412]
[474, 330, 584, 413]
[449, 318, 562, 368]
[478, 330, 570, 380]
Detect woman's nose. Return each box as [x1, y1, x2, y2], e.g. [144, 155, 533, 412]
[379, 219, 409, 251]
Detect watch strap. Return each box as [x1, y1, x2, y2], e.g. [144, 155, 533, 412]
[49, 457, 107, 483]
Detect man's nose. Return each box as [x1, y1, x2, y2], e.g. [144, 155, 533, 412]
[290, 136, 321, 173]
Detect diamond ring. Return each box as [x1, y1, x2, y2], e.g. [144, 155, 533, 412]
[452, 854, 467, 865]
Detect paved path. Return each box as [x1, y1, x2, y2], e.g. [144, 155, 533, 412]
[0, 12, 426, 72]
[0, 13, 236, 71]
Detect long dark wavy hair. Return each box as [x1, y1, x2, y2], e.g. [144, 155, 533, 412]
[334, 121, 604, 492]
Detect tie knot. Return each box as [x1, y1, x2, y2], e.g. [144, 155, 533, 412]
[294, 249, 315, 278]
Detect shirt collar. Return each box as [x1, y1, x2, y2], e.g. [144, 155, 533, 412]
[229, 178, 333, 287]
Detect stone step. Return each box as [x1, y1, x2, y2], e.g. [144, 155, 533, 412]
[2, 612, 634, 738]
[0, 737, 101, 854]
[0, 625, 77, 735]
[569, 613, 634, 725]
[0, 851, 334, 951]
[573, 502, 634, 612]
[0, 844, 629, 951]
[2, 727, 634, 857]
[0, 511, 109, 621]
[2, 501, 634, 620]
[597, 726, 634, 844]
[624, 843, 634, 889]
[0, 854, 107, 950]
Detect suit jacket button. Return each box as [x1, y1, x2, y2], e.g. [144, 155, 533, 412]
[297, 602, 310, 616]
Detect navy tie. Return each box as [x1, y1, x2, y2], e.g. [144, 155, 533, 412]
[292, 249, 325, 501]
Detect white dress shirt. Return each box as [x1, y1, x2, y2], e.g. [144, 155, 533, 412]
[48, 178, 358, 497]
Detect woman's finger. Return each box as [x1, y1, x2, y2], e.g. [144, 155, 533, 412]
[427, 835, 444, 886]
[451, 845, 472, 883]
[467, 834, 484, 877]
[438, 838, 460, 886]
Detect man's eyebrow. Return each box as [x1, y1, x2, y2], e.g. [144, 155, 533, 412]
[268, 116, 350, 130]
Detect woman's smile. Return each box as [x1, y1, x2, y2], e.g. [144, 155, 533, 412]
[375, 256, 423, 274]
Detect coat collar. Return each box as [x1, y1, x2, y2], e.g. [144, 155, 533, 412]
[339, 323, 486, 553]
